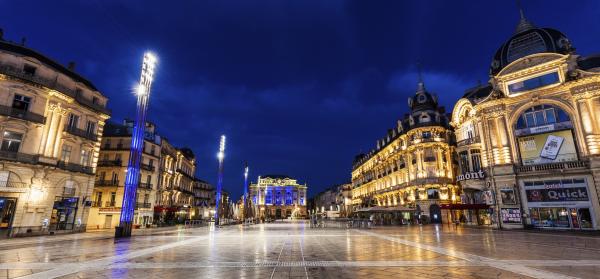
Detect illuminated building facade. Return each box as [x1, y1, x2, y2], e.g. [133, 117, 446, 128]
[351, 80, 457, 223]
[192, 178, 215, 220]
[0, 34, 110, 237]
[451, 13, 600, 229]
[249, 175, 307, 219]
[311, 183, 353, 218]
[88, 120, 160, 229]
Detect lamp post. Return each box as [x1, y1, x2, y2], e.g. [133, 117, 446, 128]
[116, 52, 157, 238]
[243, 162, 249, 219]
[214, 135, 226, 224]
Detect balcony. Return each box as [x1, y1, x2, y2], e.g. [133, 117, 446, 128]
[410, 176, 453, 186]
[97, 159, 122, 167]
[457, 136, 481, 147]
[103, 144, 125, 150]
[0, 104, 45, 124]
[57, 161, 93, 175]
[95, 179, 119, 187]
[91, 201, 102, 207]
[136, 202, 152, 209]
[65, 125, 98, 141]
[141, 163, 155, 172]
[138, 182, 153, 190]
[0, 181, 27, 189]
[104, 201, 117, 207]
[0, 64, 111, 115]
[0, 150, 40, 165]
[515, 160, 590, 174]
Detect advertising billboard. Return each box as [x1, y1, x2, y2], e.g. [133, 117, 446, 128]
[517, 130, 577, 165]
[525, 187, 589, 203]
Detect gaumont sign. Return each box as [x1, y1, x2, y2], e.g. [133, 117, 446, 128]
[456, 170, 485, 182]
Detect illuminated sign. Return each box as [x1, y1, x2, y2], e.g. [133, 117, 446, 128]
[518, 130, 577, 165]
[456, 170, 485, 182]
[526, 187, 589, 202]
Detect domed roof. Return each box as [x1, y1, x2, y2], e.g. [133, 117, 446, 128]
[490, 13, 574, 75]
[408, 81, 438, 112]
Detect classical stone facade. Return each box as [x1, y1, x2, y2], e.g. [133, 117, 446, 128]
[451, 15, 600, 229]
[87, 120, 160, 230]
[0, 37, 110, 237]
[249, 175, 307, 219]
[351, 79, 457, 223]
[311, 183, 352, 218]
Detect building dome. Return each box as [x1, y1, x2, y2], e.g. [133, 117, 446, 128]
[490, 14, 574, 75]
[408, 81, 438, 112]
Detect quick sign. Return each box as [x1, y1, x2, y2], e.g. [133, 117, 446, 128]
[456, 170, 485, 182]
[526, 187, 589, 202]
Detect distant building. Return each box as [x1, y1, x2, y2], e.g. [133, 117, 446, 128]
[192, 178, 215, 219]
[87, 120, 160, 230]
[0, 36, 110, 237]
[311, 183, 352, 218]
[249, 175, 307, 219]
[155, 146, 197, 224]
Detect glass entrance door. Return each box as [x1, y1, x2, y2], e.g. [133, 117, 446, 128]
[0, 197, 17, 237]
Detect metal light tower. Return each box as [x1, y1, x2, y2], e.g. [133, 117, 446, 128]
[116, 52, 157, 238]
[243, 162, 249, 219]
[214, 135, 226, 223]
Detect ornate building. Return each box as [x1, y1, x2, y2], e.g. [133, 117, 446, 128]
[311, 183, 352, 218]
[0, 34, 110, 237]
[351, 79, 457, 223]
[192, 178, 215, 220]
[249, 175, 307, 219]
[87, 120, 160, 229]
[451, 13, 600, 229]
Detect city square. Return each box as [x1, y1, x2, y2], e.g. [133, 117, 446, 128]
[1, 221, 600, 278]
[2, 1, 600, 278]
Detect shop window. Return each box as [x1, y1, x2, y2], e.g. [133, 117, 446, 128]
[1, 131, 23, 152]
[507, 71, 559, 94]
[12, 94, 31, 111]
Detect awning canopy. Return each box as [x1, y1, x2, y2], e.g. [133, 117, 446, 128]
[356, 206, 416, 212]
[439, 204, 490, 210]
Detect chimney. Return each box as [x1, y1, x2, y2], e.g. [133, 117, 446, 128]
[20, 37, 26, 46]
[68, 61, 76, 71]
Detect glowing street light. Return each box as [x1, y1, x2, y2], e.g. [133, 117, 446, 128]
[243, 162, 249, 219]
[116, 51, 157, 238]
[214, 135, 226, 223]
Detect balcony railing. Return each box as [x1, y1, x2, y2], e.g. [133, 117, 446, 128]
[104, 201, 117, 207]
[138, 182, 153, 190]
[0, 64, 110, 115]
[515, 160, 589, 173]
[65, 125, 98, 141]
[95, 179, 119, 187]
[57, 161, 94, 175]
[102, 144, 125, 150]
[0, 181, 27, 188]
[97, 159, 122, 167]
[457, 136, 481, 147]
[0, 104, 45, 124]
[91, 201, 102, 207]
[0, 150, 40, 164]
[136, 202, 152, 209]
[141, 163, 155, 172]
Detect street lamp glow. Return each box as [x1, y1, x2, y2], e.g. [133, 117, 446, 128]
[217, 135, 226, 161]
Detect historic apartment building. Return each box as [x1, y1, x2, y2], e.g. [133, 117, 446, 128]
[192, 178, 214, 220]
[0, 35, 110, 237]
[311, 183, 352, 218]
[249, 175, 307, 219]
[351, 80, 456, 224]
[451, 14, 600, 230]
[87, 120, 160, 229]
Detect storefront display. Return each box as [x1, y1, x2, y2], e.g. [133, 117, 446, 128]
[501, 208, 521, 224]
[50, 197, 79, 231]
[0, 197, 17, 237]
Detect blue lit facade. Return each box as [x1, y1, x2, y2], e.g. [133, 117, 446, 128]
[249, 175, 307, 219]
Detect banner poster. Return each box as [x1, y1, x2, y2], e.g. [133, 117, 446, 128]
[518, 130, 577, 165]
[501, 208, 521, 224]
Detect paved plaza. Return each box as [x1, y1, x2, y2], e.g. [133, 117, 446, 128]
[1, 221, 600, 279]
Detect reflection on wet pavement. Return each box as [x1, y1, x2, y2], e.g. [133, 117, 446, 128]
[1, 221, 599, 278]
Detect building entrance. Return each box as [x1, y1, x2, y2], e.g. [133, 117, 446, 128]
[0, 197, 17, 238]
[50, 197, 79, 231]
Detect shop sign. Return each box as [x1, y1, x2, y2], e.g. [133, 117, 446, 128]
[501, 208, 521, 224]
[456, 170, 485, 182]
[526, 187, 589, 202]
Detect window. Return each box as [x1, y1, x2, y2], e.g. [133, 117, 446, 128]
[427, 189, 440, 199]
[1, 131, 23, 152]
[471, 149, 482, 172]
[60, 145, 72, 163]
[149, 159, 154, 167]
[424, 147, 435, 162]
[92, 96, 99, 104]
[508, 72, 560, 94]
[115, 153, 122, 161]
[111, 172, 118, 183]
[12, 95, 32, 111]
[146, 175, 151, 184]
[95, 192, 102, 203]
[23, 64, 36, 75]
[86, 121, 96, 135]
[151, 145, 155, 155]
[422, 131, 432, 139]
[459, 151, 470, 174]
[68, 114, 79, 129]
[80, 149, 91, 166]
[516, 105, 571, 129]
[104, 139, 111, 149]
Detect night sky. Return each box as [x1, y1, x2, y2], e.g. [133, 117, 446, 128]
[2, 1, 599, 198]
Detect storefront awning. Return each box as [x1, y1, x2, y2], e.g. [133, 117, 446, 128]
[356, 206, 416, 212]
[439, 204, 490, 210]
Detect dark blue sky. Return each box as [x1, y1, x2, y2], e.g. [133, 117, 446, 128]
[3, 1, 598, 198]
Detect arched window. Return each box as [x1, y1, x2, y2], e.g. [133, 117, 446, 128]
[515, 105, 570, 129]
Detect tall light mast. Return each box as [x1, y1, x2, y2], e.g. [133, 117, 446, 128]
[243, 162, 249, 219]
[116, 52, 157, 238]
[214, 135, 226, 223]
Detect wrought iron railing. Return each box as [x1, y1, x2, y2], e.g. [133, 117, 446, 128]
[97, 159, 122, 167]
[95, 179, 119, 187]
[515, 160, 589, 173]
[457, 136, 481, 147]
[0, 104, 45, 124]
[56, 161, 93, 175]
[64, 125, 98, 141]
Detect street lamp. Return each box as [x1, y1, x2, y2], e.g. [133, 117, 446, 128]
[116, 52, 157, 238]
[243, 162, 249, 219]
[214, 135, 226, 224]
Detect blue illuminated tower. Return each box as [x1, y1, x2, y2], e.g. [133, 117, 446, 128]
[116, 52, 157, 238]
[214, 135, 226, 223]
